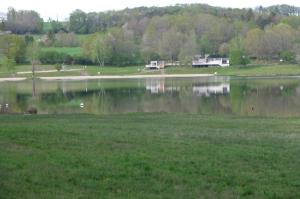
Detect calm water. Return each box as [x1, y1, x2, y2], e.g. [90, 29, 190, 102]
[1, 76, 300, 117]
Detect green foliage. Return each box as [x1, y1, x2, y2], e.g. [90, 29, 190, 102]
[5, 7, 43, 34]
[280, 51, 296, 63]
[54, 32, 79, 47]
[281, 16, 300, 28]
[4, 4, 300, 66]
[229, 37, 250, 66]
[0, 57, 16, 71]
[24, 34, 34, 45]
[46, 30, 55, 46]
[47, 20, 68, 33]
[0, 34, 26, 70]
[55, 63, 62, 71]
[38, 51, 72, 65]
[41, 47, 83, 56]
[199, 35, 213, 54]
[69, 10, 88, 34]
[82, 28, 143, 66]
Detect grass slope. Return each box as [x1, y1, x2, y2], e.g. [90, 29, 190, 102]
[0, 113, 300, 198]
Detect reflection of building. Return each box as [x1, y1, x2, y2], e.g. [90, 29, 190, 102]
[0, 103, 9, 113]
[146, 79, 165, 94]
[193, 83, 230, 96]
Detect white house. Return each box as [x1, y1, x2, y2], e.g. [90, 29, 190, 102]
[145, 61, 165, 69]
[192, 54, 230, 67]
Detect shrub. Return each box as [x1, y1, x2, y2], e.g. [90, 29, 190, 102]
[38, 51, 73, 65]
[280, 51, 296, 64]
[55, 64, 62, 71]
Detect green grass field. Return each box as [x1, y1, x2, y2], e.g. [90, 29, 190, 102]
[0, 113, 299, 198]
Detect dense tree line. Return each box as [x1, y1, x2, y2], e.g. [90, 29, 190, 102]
[2, 4, 300, 67]
[69, 4, 300, 65]
[4, 8, 43, 34]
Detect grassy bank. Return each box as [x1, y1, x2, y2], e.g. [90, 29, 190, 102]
[2, 64, 300, 78]
[160, 64, 300, 76]
[0, 113, 300, 198]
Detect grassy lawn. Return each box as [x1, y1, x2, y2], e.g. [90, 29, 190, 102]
[160, 64, 300, 76]
[38, 64, 300, 76]
[86, 65, 144, 75]
[0, 113, 299, 198]
[2, 64, 300, 78]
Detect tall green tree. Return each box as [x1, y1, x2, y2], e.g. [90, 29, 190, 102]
[26, 36, 40, 77]
[179, 31, 198, 65]
[92, 35, 112, 66]
[0, 35, 26, 71]
[159, 28, 184, 62]
[69, 10, 87, 34]
[229, 37, 249, 66]
[5, 8, 43, 34]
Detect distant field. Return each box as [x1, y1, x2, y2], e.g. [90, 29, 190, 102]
[41, 47, 84, 56]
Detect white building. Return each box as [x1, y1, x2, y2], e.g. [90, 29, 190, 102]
[192, 54, 230, 67]
[145, 61, 165, 69]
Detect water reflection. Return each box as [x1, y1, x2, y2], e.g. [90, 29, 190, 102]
[146, 79, 165, 94]
[1, 76, 300, 117]
[0, 103, 9, 113]
[193, 83, 230, 96]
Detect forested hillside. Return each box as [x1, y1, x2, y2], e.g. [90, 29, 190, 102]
[1, 4, 300, 67]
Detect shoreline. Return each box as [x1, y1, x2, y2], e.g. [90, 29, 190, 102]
[1, 73, 300, 82]
[0, 74, 214, 82]
[40, 74, 214, 80]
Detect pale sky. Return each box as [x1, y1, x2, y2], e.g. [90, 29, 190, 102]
[1, 0, 300, 20]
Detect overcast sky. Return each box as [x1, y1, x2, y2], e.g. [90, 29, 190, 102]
[1, 0, 300, 20]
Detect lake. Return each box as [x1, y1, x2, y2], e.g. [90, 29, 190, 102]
[1, 76, 300, 117]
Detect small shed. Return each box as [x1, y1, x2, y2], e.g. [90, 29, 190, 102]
[145, 61, 165, 69]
